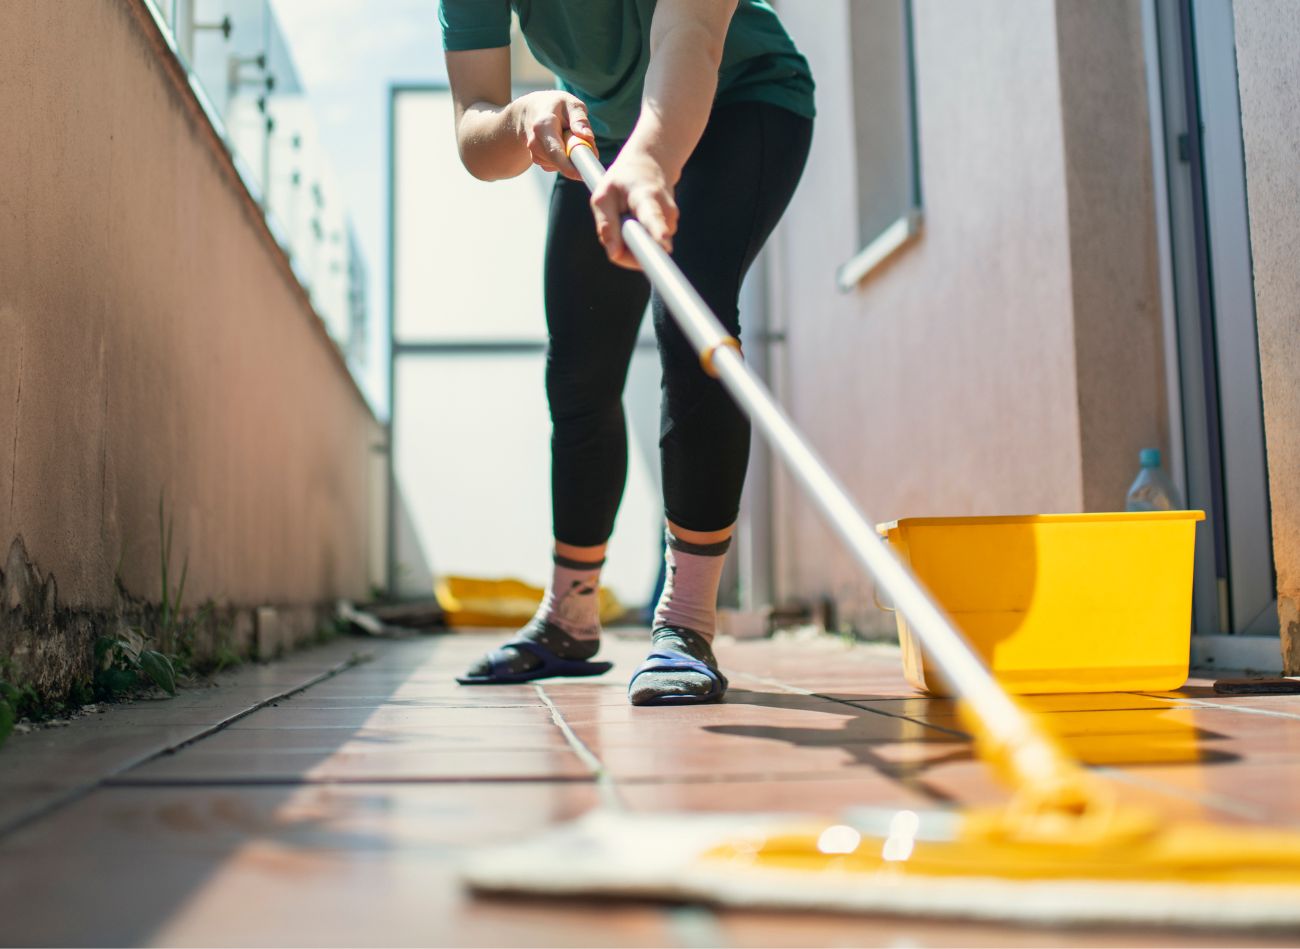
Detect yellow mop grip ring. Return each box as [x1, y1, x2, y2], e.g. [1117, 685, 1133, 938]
[700, 337, 742, 378]
[565, 133, 597, 158]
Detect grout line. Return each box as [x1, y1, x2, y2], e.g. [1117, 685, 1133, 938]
[1140, 691, 1300, 722]
[0, 650, 372, 840]
[731, 671, 970, 739]
[128, 652, 376, 757]
[617, 769, 892, 786]
[1096, 766, 1270, 823]
[103, 774, 600, 788]
[264, 703, 545, 710]
[528, 688, 727, 946]
[738, 677, 1290, 825]
[729, 671, 960, 805]
[534, 683, 624, 812]
[103, 769, 909, 790]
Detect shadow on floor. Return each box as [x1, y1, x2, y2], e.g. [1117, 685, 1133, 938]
[711, 687, 1237, 797]
[0, 640, 440, 946]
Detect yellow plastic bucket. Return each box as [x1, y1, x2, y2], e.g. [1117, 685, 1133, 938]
[877, 511, 1205, 695]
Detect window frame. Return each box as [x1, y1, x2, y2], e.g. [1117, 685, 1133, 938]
[836, 0, 923, 292]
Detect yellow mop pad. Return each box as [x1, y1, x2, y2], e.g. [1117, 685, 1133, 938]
[464, 807, 1300, 929]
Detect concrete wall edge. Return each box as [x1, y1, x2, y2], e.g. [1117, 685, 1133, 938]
[123, 0, 380, 424]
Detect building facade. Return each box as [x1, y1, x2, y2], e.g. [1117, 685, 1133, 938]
[757, 0, 1300, 671]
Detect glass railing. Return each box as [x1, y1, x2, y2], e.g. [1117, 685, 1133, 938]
[140, 0, 370, 387]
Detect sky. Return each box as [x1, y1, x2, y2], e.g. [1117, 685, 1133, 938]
[269, 0, 449, 415]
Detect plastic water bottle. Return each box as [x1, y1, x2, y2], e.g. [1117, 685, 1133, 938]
[1125, 448, 1183, 512]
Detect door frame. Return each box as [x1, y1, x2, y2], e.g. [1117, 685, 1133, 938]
[1143, 0, 1279, 669]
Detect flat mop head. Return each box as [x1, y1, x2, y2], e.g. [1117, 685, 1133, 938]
[464, 808, 1300, 930]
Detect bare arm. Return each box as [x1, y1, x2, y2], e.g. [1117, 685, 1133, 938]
[590, 0, 739, 267]
[446, 46, 594, 181]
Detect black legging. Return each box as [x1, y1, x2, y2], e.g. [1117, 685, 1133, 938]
[544, 101, 813, 546]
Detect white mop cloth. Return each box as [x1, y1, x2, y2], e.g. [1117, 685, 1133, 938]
[463, 811, 1300, 930]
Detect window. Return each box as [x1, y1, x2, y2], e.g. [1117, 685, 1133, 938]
[837, 0, 922, 291]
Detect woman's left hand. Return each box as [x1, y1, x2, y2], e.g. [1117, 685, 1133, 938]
[589, 149, 679, 270]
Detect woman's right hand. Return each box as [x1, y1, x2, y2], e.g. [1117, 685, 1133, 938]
[514, 91, 596, 180]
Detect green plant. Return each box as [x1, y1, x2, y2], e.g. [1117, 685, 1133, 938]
[0, 680, 17, 748]
[94, 627, 177, 699]
[157, 491, 189, 649]
[0, 659, 44, 723]
[210, 640, 242, 674]
[170, 602, 219, 677]
[66, 678, 94, 708]
[156, 493, 231, 678]
[185, 611, 241, 676]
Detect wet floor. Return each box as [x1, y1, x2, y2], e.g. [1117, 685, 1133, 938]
[1, 632, 1297, 947]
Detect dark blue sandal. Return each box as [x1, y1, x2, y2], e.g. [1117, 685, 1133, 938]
[456, 639, 613, 685]
[627, 652, 728, 705]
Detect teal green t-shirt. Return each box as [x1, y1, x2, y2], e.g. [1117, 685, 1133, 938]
[439, 0, 815, 150]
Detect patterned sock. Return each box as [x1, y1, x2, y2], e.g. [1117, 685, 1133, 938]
[537, 553, 604, 641]
[461, 553, 604, 680]
[652, 531, 730, 640]
[630, 531, 730, 705]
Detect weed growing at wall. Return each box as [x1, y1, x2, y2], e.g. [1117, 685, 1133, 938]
[0, 667, 46, 748]
[0, 680, 16, 748]
[154, 494, 244, 676]
[93, 627, 176, 699]
[155, 494, 190, 651]
[1, 494, 233, 739]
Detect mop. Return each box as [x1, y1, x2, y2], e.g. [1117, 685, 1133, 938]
[462, 138, 1300, 928]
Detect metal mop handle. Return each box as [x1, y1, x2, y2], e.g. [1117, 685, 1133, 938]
[566, 137, 1093, 812]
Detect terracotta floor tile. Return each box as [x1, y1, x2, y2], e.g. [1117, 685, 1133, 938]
[270, 693, 545, 709]
[183, 723, 570, 756]
[6, 632, 1299, 946]
[1187, 694, 1300, 717]
[224, 705, 554, 729]
[1120, 759, 1300, 822]
[836, 691, 1196, 719]
[0, 722, 209, 776]
[1107, 706, 1300, 760]
[618, 773, 934, 813]
[569, 719, 956, 753]
[0, 785, 676, 948]
[536, 685, 639, 707]
[598, 744, 900, 780]
[715, 909, 1299, 948]
[0, 783, 599, 855]
[121, 746, 592, 783]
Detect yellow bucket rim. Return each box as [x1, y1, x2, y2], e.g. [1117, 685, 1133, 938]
[877, 510, 1205, 534]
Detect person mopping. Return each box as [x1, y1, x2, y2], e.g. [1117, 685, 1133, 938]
[445, 0, 814, 705]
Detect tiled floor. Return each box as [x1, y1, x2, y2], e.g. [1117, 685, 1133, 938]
[1, 631, 1298, 946]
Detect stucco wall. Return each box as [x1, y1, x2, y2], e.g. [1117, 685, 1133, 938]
[1232, 0, 1300, 671]
[1056, 0, 1167, 513]
[0, 0, 383, 681]
[769, 0, 1163, 627]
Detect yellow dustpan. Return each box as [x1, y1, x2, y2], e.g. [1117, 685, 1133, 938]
[435, 575, 623, 628]
[463, 139, 1300, 928]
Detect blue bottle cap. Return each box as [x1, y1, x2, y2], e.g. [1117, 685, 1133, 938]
[1140, 448, 1162, 468]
